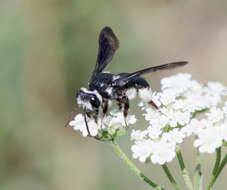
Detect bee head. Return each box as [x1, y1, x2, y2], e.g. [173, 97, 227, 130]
[76, 88, 101, 111]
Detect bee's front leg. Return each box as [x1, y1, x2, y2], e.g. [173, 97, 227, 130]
[122, 96, 129, 118]
[148, 99, 159, 109]
[83, 113, 92, 137]
[117, 95, 129, 127]
[102, 98, 109, 116]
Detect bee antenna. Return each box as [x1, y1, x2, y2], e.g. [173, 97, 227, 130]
[83, 113, 92, 137]
[64, 107, 78, 127]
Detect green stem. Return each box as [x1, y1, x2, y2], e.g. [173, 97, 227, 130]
[176, 147, 194, 190]
[212, 148, 221, 176]
[207, 154, 227, 190]
[193, 151, 203, 190]
[111, 140, 165, 190]
[162, 164, 181, 190]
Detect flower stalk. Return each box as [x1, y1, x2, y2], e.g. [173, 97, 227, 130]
[193, 151, 203, 190]
[207, 153, 227, 190]
[212, 147, 222, 176]
[111, 139, 165, 190]
[162, 164, 181, 190]
[176, 147, 194, 190]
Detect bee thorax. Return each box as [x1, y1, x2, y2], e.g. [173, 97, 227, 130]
[113, 75, 120, 80]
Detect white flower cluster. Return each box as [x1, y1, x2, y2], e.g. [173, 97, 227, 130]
[69, 110, 137, 140]
[131, 73, 227, 165]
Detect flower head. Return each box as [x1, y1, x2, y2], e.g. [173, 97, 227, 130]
[69, 110, 137, 140]
[131, 73, 227, 164]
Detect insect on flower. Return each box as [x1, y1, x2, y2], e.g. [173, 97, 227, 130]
[71, 26, 188, 136]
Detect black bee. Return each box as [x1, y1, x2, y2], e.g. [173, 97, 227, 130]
[75, 26, 188, 135]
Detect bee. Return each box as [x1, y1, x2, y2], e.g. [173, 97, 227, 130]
[75, 26, 188, 135]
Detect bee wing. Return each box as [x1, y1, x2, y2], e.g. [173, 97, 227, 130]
[90, 27, 119, 81]
[126, 61, 188, 79]
[115, 61, 188, 83]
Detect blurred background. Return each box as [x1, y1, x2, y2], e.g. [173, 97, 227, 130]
[1, 0, 227, 189]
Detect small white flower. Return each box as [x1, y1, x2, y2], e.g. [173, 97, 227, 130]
[194, 127, 223, 153]
[131, 140, 153, 162]
[105, 111, 136, 127]
[162, 128, 185, 145]
[181, 119, 204, 137]
[221, 123, 227, 141]
[126, 88, 137, 100]
[131, 130, 148, 141]
[69, 114, 100, 137]
[144, 109, 168, 128]
[147, 126, 162, 139]
[159, 90, 176, 105]
[206, 107, 224, 124]
[222, 102, 227, 115]
[207, 82, 227, 96]
[138, 88, 153, 102]
[143, 107, 159, 122]
[138, 102, 144, 107]
[104, 111, 137, 135]
[69, 109, 137, 138]
[150, 140, 176, 165]
[161, 73, 192, 94]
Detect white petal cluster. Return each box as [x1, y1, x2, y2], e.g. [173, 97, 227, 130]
[69, 110, 137, 139]
[194, 126, 223, 153]
[192, 106, 227, 153]
[131, 135, 176, 165]
[69, 114, 100, 137]
[104, 111, 137, 135]
[131, 73, 227, 165]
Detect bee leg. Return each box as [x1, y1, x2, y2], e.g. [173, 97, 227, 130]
[148, 99, 159, 109]
[122, 96, 129, 127]
[83, 113, 91, 137]
[94, 109, 99, 123]
[102, 98, 109, 116]
[101, 99, 109, 128]
[116, 98, 123, 110]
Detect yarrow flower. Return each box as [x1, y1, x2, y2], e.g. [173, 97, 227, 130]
[69, 110, 137, 140]
[69, 114, 100, 137]
[69, 73, 227, 165]
[131, 73, 227, 165]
